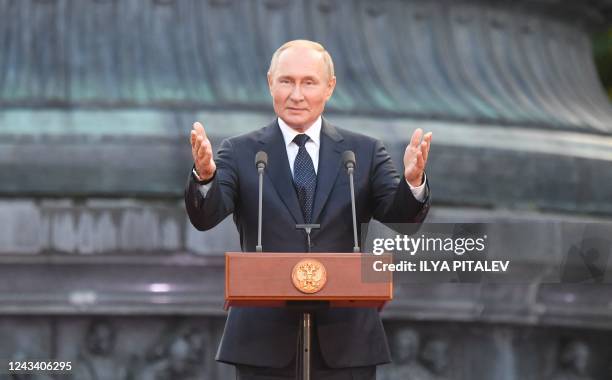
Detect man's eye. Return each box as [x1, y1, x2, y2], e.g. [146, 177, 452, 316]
[280, 79, 290, 84]
[305, 81, 315, 85]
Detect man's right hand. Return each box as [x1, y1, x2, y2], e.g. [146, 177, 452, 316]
[190, 122, 216, 181]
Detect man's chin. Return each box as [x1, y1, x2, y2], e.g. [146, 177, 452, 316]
[282, 117, 311, 131]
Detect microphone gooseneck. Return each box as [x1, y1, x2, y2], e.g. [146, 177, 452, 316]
[342, 151, 360, 252]
[255, 151, 268, 252]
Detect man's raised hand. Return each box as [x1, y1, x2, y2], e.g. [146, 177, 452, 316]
[403, 128, 432, 187]
[190, 122, 216, 181]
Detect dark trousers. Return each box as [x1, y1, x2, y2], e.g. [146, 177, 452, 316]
[235, 322, 377, 380]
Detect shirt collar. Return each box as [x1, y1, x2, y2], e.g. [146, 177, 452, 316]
[277, 116, 322, 148]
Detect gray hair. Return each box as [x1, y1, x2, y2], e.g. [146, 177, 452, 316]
[268, 39, 335, 79]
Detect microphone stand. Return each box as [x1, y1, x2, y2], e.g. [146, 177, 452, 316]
[295, 223, 320, 380]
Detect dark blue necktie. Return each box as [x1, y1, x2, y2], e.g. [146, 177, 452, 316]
[292, 134, 316, 223]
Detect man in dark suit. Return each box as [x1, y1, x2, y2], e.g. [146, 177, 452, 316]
[185, 40, 432, 379]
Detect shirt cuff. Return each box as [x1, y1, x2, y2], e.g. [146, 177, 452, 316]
[198, 182, 213, 198]
[192, 168, 214, 198]
[406, 173, 427, 202]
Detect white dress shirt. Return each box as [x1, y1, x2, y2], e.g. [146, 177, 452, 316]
[277, 116, 321, 175]
[196, 116, 427, 202]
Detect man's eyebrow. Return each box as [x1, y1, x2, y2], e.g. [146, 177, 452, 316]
[275, 75, 320, 83]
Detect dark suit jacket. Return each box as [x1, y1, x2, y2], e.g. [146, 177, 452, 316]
[185, 118, 430, 368]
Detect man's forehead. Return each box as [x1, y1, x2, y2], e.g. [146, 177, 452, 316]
[275, 46, 327, 73]
[278, 44, 323, 57]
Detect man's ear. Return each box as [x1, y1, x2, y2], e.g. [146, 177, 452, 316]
[326, 76, 337, 100]
[267, 72, 274, 93]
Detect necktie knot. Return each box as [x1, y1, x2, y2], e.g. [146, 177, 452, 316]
[293, 134, 309, 147]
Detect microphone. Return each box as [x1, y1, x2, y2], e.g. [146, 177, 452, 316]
[255, 151, 268, 252]
[342, 151, 360, 252]
[255, 151, 268, 170]
[342, 151, 356, 172]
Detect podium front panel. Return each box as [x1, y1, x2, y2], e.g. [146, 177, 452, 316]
[225, 252, 392, 309]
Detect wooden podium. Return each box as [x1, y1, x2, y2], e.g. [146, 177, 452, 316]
[224, 252, 393, 380]
[224, 252, 393, 310]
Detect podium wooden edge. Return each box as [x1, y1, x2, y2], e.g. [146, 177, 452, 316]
[224, 300, 390, 311]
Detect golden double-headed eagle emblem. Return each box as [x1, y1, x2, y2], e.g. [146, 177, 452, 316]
[291, 259, 327, 294]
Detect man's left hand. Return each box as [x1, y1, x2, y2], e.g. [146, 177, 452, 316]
[403, 128, 432, 187]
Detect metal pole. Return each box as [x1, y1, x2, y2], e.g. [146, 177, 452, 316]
[294, 223, 320, 380]
[348, 168, 360, 252]
[302, 312, 311, 380]
[256, 166, 263, 252]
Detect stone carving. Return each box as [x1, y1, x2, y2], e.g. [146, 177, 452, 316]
[549, 340, 592, 380]
[71, 319, 131, 380]
[383, 329, 451, 380]
[420, 338, 450, 380]
[135, 326, 206, 380]
[383, 328, 430, 379]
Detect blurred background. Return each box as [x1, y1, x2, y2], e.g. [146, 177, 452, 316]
[1, 0, 612, 379]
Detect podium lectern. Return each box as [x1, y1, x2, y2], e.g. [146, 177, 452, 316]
[224, 252, 393, 380]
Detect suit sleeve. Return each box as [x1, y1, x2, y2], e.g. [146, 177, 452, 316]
[184, 138, 239, 231]
[369, 139, 430, 223]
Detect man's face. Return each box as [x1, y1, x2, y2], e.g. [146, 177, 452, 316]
[268, 46, 336, 132]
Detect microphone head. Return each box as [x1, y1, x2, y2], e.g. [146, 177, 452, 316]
[255, 151, 268, 168]
[342, 150, 356, 169]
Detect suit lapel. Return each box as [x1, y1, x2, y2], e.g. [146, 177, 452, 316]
[311, 118, 344, 224]
[258, 120, 305, 224]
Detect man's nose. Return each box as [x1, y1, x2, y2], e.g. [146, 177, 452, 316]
[289, 85, 305, 102]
